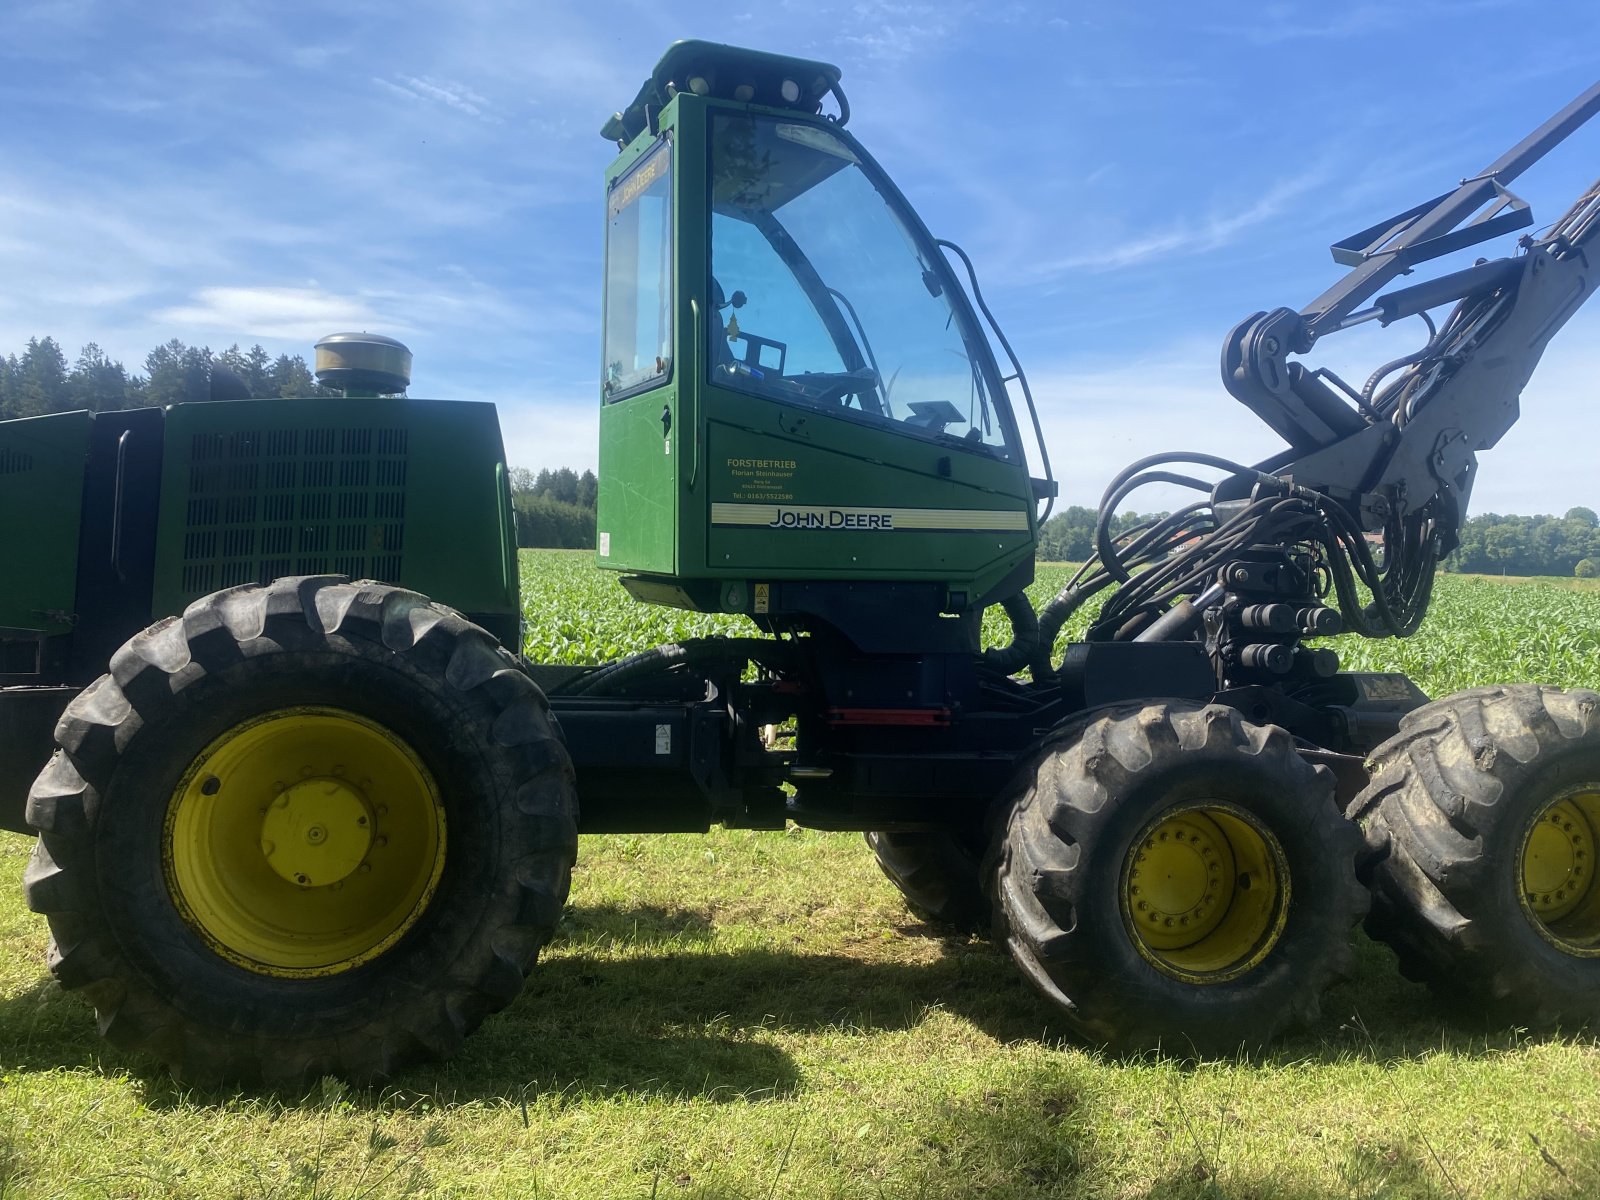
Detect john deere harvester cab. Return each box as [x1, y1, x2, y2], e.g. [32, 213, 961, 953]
[595, 41, 1049, 651]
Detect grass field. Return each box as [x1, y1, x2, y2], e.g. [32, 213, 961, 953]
[4, 552, 1600, 1198]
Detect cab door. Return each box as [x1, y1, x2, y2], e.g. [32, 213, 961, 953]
[596, 135, 678, 574]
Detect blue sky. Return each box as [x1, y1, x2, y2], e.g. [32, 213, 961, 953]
[4, 0, 1600, 514]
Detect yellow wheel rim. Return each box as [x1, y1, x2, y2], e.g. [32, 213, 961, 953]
[1120, 804, 1289, 983]
[165, 707, 446, 976]
[1519, 789, 1600, 955]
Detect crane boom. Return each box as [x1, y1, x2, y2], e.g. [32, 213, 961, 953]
[1222, 81, 1600, 462]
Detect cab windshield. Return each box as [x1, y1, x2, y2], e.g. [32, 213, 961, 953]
[708, 113, 1016, 459]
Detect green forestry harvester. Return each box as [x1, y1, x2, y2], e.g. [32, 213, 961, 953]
[3, 42, 1600, 1083]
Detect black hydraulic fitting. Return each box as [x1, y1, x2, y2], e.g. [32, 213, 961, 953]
[1238, 603, 1296, 632]
[1238, 643, 1294, 674]
[1297, 606, 1343, 636]
[1300, 646, 1340, 677]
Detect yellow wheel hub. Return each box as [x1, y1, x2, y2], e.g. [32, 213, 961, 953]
[165, 707, 446, 976]
[260, 777, 374, 887]
[1520, 790, 1600, 952]
[1121, 804, 1289, 983]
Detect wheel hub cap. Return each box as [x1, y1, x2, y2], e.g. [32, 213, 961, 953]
[1520, 790, 1600, 949]
[1127, 812, 1233, 948]
[1121, 803, 1289, 983]
[260, 776, 375, 887]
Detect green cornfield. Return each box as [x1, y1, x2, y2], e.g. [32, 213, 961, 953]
[523, 550, 1600, 698]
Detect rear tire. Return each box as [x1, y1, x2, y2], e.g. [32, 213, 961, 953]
[990, 701, 1366, 1055]
[24, 576, 578, 1086]
[865, 830, 989, 933]
[1356, 684, 1600, 1027]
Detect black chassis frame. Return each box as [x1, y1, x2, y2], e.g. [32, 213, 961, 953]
[3, 615, 1424, 840]
[536, 638, 1424, 838]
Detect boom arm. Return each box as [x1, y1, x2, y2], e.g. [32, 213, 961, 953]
[1222, 81, 1600, 536]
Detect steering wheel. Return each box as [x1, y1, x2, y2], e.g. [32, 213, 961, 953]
[792, 368, 882, 408]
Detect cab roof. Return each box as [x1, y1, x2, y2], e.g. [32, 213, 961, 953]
[601, 40, 844, 146]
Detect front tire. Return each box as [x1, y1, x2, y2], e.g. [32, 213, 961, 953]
[1356, 684, 1600, 1028]
[24, 577, 578, 1085]
[990, 702, 1366, 1055]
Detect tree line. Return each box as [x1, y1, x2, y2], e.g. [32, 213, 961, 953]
[0, 335, 328, 419]
[1, 332, 596, 550]
[508, 467, 598, 550]
[1446, 508, 1600, 577]
[1040, 505, 1600, 579]
[1037, 505, 1161, 563]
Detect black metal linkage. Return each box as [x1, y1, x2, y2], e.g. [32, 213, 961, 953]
[1300, 80, 1600, 340]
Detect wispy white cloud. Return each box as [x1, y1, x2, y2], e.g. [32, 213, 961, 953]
[1221, 0, 1517, 45]
[375, 74, 500, 122]
[1016, 168, 1328, 280]
[497, 392, 601, 475]
[788, 0, 967, 63]
[1225, 4, 1405, 45]
[1022, 340, 1285, 509]
[157, 287, 391, 342]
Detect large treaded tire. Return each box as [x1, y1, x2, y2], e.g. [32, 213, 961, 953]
[864, 830, 990, 934]
[23, 576, 578, 1086]
[1355, 684, 1600, 1027]
[990, 701, 1366, 1055]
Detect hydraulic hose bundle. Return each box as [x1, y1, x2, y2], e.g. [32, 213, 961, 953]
[983, 446, 1445, 684]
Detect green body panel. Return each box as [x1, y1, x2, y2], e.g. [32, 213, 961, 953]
[0, 411, 90, 635]
[595, 91, 1036, 617]
[597, 388, 679, 573]
[151, 398, 518, 623]
[702, 389, 1032, 587]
